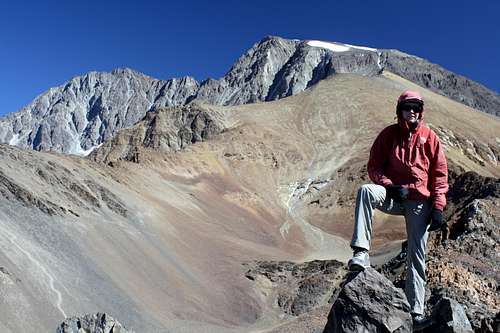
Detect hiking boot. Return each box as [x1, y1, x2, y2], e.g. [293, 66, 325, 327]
[412, 313, 433, 331]
[347, 248, 370, 271]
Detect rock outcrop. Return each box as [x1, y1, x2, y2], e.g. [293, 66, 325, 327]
[427, 297, 474, 333]
[429, 172, 499, 331]
[89, 103, 224, 164]
[56, 313, 133, 333]
[244, 260, 345, 316]
[323, 267, 413, 333]
[431, 125, 499, 167]
[0, 143, 128, 217]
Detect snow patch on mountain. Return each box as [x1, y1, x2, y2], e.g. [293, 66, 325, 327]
[308, 41, 350, 52]
[9, 134, 20, 145]
[307, 40, 377, 53]
[71, 143, 98, 156]
[81, 144, 101, 156]
[344, 43, 377, 52]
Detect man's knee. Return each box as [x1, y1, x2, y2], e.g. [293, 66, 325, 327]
[358, 184, 384, 199]
[358, 184, 373, 196]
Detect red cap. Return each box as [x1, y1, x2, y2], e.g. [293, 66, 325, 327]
[398, 90, 423, 104]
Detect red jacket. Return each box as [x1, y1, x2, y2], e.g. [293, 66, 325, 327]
[367, 120, 448, 211]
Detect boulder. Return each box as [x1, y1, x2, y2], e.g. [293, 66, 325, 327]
[323, 267, 412, 333]
[426, 297, 474, 333]
[56, 312, 133, 333]
[244, 259, 345, 316]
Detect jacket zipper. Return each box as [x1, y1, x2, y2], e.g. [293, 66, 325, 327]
[407, 132, 412, 190]
[406, 132, 412, 165]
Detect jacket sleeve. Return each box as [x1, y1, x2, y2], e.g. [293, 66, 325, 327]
[429, 133, 448, 211]
[367, 128, 393, 186]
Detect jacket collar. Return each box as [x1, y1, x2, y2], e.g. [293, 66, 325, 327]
[398, 117, 424, 135]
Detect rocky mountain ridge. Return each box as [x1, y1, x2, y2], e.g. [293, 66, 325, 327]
[1, 36, 499, 155]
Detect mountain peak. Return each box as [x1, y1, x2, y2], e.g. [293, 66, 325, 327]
[259, 35, 290, 43]
[111, 67, 139, 74]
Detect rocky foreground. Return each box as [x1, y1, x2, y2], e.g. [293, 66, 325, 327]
[247, 170, 499, 333]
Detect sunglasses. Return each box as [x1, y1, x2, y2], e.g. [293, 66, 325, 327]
[400, 103, 423, 113]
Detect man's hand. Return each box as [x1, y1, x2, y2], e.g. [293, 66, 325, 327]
[385, 185, 409, 203]
[427, 208, 444, 232]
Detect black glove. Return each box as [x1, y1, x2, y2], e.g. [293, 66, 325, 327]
[385, 185, 409, 203]
[427, 208, 444, 232]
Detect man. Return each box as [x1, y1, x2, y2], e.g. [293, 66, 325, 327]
[347, 90, 448, 328]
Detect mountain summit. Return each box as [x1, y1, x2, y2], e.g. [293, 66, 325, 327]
[1, 36, 499, 155]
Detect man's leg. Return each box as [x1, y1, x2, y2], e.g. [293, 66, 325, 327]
[403, 200, 431, 315]
[350, 184, 404, 251]
[348, 184, 405, 270]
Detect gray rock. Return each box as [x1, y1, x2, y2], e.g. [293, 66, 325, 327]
[0, 69, 199, 155]
[263, 43, 380, 101]
[56, 312, 133, 333]
[0, 168, 64, 216]
[89, 103, 224, 164]
[323, 267, 412, 333]
[244, 259, 345, 316]
[429, 297, 474, 333]
[195, 36, 300, 105]
[0, 266, 20, 284]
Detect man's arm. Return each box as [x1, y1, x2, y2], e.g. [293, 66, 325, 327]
[367, 128, 393, 186]
[429, 134, 448, 211]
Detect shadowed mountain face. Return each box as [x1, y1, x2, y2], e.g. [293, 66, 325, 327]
[1, 36, 499, 155]
[0, 72, 498, 332]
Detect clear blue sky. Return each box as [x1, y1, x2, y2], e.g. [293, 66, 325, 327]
[1, 0, 499, 116]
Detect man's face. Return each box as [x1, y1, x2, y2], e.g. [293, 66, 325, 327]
[402, 108, 419, 123]
[400, 102, 422, 124]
